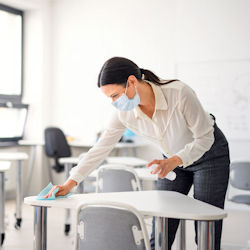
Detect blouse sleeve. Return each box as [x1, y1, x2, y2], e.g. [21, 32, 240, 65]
[68, 112, 126, 184]
[175, 85, 215, 167]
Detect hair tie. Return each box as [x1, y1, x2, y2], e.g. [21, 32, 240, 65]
[140, 68, 145, 75]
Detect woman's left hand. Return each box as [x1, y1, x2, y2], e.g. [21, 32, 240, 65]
[147, 155, 183, 179]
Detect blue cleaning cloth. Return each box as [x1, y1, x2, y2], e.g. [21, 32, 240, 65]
[36, 182, 72, 200]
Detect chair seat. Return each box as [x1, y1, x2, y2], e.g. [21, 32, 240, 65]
[230, 195, 250, 204]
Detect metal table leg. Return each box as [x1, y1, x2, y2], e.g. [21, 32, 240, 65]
[0, 172, 5, 246]
[34, 206, 47, 250]
[25, 145, 37, 196]
[176, 219, 186, 250]
[64, 163, 72, 235]
[155, 216, 168, 250]
[133, 147, 137, 157]
[15, 160, 23, 230]
[198, 221, 215, 250]
[45, 155, 53, 184]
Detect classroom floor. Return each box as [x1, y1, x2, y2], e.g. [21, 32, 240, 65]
[1, 199, 250, 250]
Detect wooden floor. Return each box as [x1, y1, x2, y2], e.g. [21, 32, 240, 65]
[1, 199, 250, 250]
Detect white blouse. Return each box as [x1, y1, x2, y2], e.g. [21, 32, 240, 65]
[69, 80, 215, 184]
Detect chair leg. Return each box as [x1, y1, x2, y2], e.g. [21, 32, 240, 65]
[0, 172, 5, 246]
[64, 163, 73, 235]
[64, 208, 71, 236]
[15, 160, 23, 230]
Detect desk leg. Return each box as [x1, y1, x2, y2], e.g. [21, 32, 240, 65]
[155, 217, 168, 250]
[133, 147, 137, 157]
[34, 206, 47, 250]
[0, 172, 5, 246]
[64, 163, 73, 235]
[115, 148, 120, 156]
[197, 221, 215, 250]
[25, 145, 37, 196]
[45, 155, 53, 184]
[176, 219, 186, 250]
[15, 160, 23, 230]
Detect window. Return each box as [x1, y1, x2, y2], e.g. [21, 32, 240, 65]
[0, 103, 28, 142]
[0, 4, 23, 103]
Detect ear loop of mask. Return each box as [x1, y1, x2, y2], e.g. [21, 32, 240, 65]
[124, 80, 129, 95]
[125, 80, 137, 96]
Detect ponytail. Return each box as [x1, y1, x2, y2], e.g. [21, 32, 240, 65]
[141, 68, 178, 86]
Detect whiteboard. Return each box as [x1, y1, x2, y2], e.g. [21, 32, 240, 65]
[175, 60, 250, 140]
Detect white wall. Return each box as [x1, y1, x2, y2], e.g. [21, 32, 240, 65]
[175, 0, 250, 162]
[176, 0, 250, 62]
[50, 0, 176, 145]
[49, 0, 250, 162]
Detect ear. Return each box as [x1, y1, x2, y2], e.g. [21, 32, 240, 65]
[127, 75, 138, 88]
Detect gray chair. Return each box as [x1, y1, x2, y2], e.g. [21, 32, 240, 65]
[228, 161, 250, 204]
[96, 164, 142, 193]
[74, 201, 151, 250]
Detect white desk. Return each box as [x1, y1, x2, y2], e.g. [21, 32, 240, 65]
[0, 141, 42, 197]
[0, 152, 28, 230]
[24, 191, 227, 250]
[0, 161, 11, 246]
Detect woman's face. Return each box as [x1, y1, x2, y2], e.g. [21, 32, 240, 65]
[101, 81, 137, 103]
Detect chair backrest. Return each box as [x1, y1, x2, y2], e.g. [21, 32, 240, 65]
[44, 127, 71, 158]
[230, 162, 250, 190]
[75, 201, 151, 250]
[96, 164, 142, 193]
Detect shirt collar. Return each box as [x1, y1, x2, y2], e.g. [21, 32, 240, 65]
[134, 81, 168, 119]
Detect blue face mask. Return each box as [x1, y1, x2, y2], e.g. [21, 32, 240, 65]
[112, 81, 140, 111]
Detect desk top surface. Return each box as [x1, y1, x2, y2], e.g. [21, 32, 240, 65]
[106, 157, 148, 166]
[69, 141, 146, 148]
[89, 168, 157, 181]
[18, 140, 147, 149]
[59, 156, 148, 167]
[0, 161, 11, 172]
[0, 152, 28, 160]
[24, 190, 227, 221]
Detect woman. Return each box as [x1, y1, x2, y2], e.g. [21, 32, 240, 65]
[45, 57, 230, 250]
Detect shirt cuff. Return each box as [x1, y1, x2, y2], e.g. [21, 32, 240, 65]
[67, 173, 85, 186]
[175, 151, 193, 168]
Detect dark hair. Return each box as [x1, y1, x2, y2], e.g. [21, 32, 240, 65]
[97, 57, 177, 87]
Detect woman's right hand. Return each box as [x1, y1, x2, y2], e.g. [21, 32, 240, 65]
[43, 184, 70, 199]
[43, 179, 77, 199]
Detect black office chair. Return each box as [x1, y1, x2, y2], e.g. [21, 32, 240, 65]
[44, 127, 71, 173]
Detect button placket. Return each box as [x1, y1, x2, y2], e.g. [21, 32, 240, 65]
[151, 118, 169, 155]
